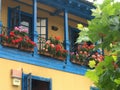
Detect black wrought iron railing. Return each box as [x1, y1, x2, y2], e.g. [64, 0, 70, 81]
[37, 36, 46, 53]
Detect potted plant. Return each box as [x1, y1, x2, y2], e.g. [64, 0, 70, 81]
[39, 36, 68, 61]
[0, 31, 21, 48]
[0, 26, 36, 51]
[13, 26, 28, 37]
[19, 36, 36, 52]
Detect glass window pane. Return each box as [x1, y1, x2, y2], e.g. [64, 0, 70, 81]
[37, 20, 40, 26]
[41, 27, 46, 34]
[21, 21, 29, 27]
[41, 35, 46, 39]
[37, 27, 40, 34]
[41, 19, 46, 26]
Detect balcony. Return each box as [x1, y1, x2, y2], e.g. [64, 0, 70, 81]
[0, 25, 104, 75]
[0, 26, 89, 75]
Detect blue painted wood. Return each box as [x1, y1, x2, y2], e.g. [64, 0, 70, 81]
[22, 73, 32, 90]
[13, 0, 93, 20]
[0, 0, 1, 21]
[33, 0, 38, 56]
[7, 7, 11, 33]
[22, 73, 52, 90]
[13, 0, 88, 26]
[64, 9, 71, 65]
[90, 86, 99, 90]
[37, 0, 93, 20]
[0, 21, 2, 45]
[27, 73, 32, 90]
[0, 46, 87, 75]
[22, 73, 26, 90]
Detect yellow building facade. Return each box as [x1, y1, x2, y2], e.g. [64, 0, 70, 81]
[0, 58, 93, 90]
[0, 0, 94, 90]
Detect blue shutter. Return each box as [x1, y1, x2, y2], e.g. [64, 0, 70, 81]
[22, 73, 32, 90]
[12, 6, 21, 27]
[8, 6, 21, 29]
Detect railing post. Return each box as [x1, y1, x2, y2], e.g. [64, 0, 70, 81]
[0, 0, 2, 48]
[64, 9, 70, 65]
[0, 0, 2, 21]
[32, 0, 38, 56]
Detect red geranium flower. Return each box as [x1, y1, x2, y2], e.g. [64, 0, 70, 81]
[55, 36, 60, 41]
[10, 31, 15, 37]
[56, 44, 62, 51]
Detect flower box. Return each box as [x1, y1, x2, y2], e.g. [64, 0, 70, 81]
[2, 42, 19, 48]
[71, 59, 83, 65]
[19, 46, 34, 52]
[39, 51, 53, 57]
[55, 56, 66, 61]
[70, 42, 104, 67]
[38, 36, 68, 61]
[0, 26, 36, 52]
[39, 51, 66, 61]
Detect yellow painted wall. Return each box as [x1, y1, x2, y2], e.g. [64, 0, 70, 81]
[0, 58, 93, 90]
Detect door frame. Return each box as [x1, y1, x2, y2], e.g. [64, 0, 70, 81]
[22, 73, 52, 90]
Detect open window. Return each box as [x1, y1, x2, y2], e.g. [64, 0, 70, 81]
[22, 73, 51, 90]
[8, 6, 33, 39]
[69, 27, 80, 52]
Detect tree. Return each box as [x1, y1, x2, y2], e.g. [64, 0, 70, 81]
[77, 0, 120, 89]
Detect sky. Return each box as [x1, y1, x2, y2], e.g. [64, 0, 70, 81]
[87, 0, 120, 4]
[87, 0, 103, 4]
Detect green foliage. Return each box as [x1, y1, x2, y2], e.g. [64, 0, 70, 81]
[76, 24, 91, 43]
[87, 0, 120, 51]
[86, 56, 120, 90]
[77, 0, 120, 90]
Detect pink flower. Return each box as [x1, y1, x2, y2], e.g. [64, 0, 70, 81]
[46, 40, 51, 44]
[19, 26, 22, 29]
[50, 44, 55, 48]
[23, 29, 28, 33]
[14, 26, 20, 31]
[92, 55, 96, 58]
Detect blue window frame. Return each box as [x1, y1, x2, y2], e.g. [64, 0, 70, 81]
[8, 7, 33, 39]
[22, 73, 52, 90]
